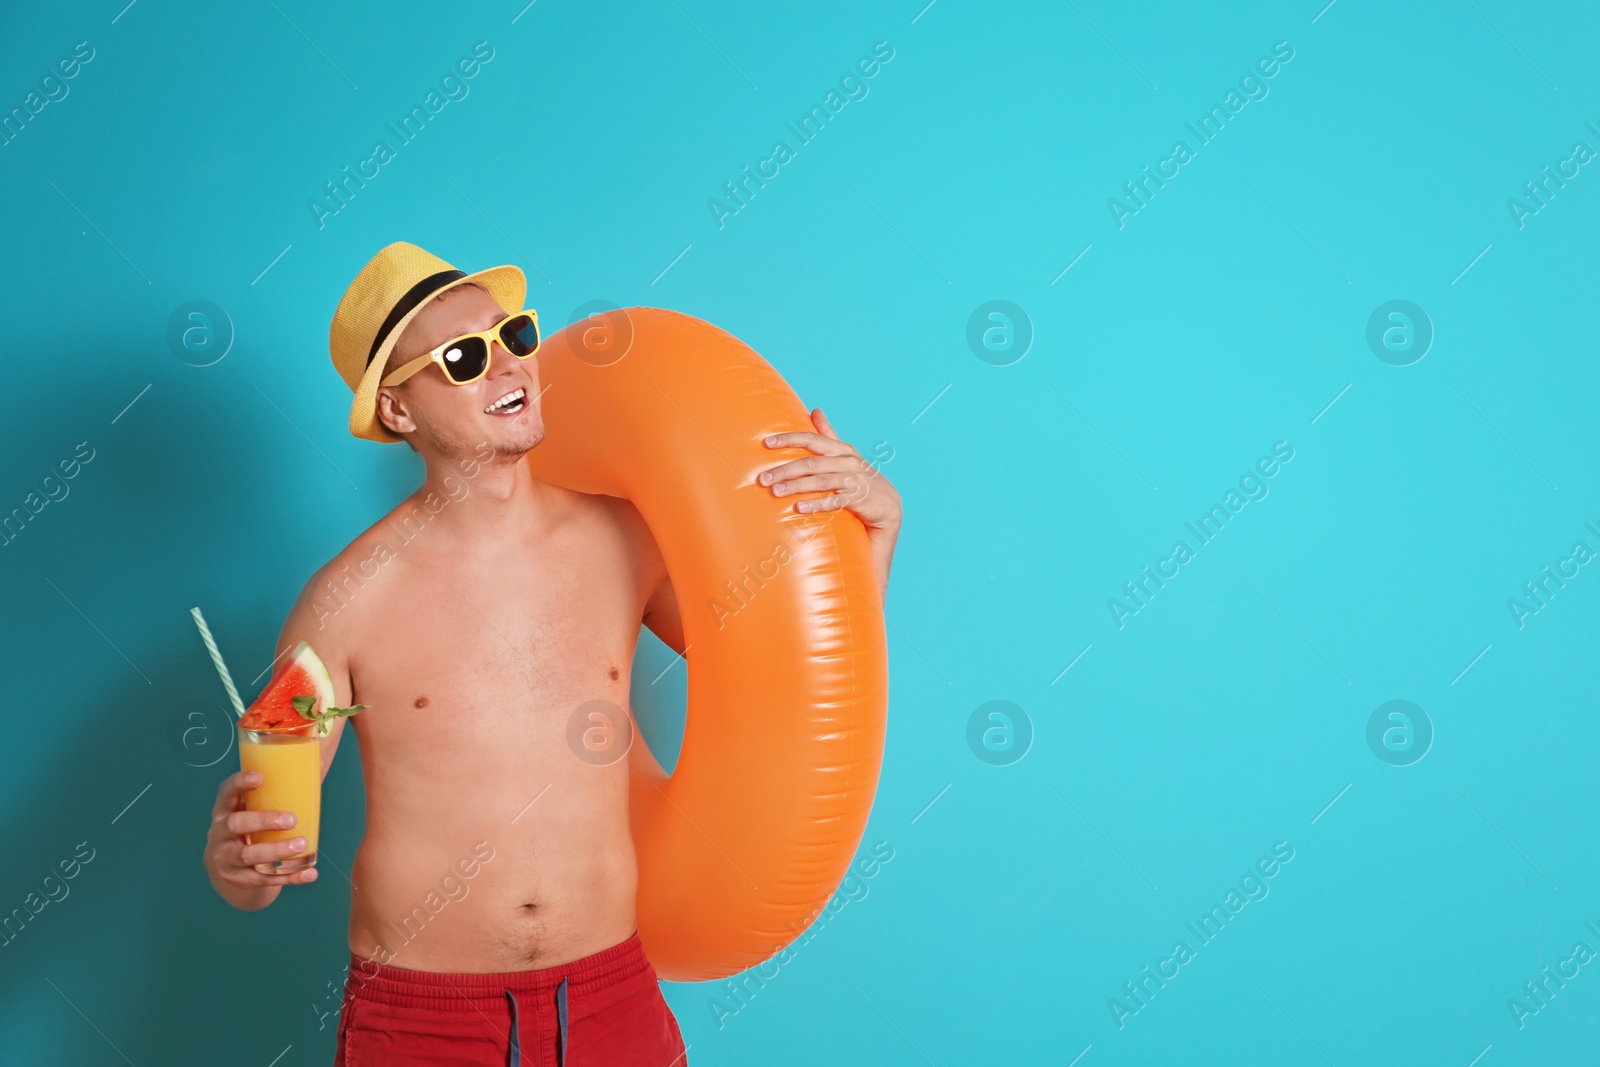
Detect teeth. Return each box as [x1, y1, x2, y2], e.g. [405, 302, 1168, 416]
[485, 388, 525, 414]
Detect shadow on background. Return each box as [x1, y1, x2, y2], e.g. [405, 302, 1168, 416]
[0, 366, 370, 1063]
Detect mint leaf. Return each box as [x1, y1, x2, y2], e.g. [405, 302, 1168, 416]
[291, 694, 318, 719]
[310, 703, 365, 736]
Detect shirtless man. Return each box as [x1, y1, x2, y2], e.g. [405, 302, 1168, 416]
[200, 243, 902, 1066]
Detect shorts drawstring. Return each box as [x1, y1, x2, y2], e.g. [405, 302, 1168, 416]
[505, 989, 522, 1067]
[504, 978, 569, 1067]
[556, 976, 569, 1063]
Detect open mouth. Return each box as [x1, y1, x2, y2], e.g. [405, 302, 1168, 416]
[484, 387, 527, 416]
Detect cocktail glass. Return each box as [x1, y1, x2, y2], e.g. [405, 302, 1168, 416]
[237, 724, 320, 874]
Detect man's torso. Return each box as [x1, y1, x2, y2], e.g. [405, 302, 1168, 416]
[314, 483, 660, 973]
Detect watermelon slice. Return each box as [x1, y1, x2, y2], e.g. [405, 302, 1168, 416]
[239, 641, 337, 733]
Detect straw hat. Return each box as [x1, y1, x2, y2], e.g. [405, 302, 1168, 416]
[330, 241, 526, 443]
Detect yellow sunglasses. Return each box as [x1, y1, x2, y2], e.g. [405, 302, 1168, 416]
[381, 309, 541, 387]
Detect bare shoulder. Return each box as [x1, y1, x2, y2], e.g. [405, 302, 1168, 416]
[274, 509, 405, 684]
[267, 525, 384, 762]
[588, 492, 666, 576]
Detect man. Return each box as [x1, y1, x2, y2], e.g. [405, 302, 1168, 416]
[201, 242, 903, 1065]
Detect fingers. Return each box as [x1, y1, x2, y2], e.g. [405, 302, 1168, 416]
[761, 419, 863, 512]
[794, 492, 845, 514]
[223, 808, 297, 838]
[810, 407, 840, 440]
[758, 453, 865, 488]
[207, 831, 317, 885]
[214, 770, 261, 810]
[764, 430, 856, 459]
[768, 472, 871, 509]
[214, 857, 320, 888]
[204, 772, 322, 895]
[239, 836, 310, 868]
[760, 454, 877, 506]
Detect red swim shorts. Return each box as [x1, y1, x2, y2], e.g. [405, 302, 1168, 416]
[332, 931, 688, 1066]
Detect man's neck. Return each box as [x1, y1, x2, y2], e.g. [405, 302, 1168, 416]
[415, 448, 549, 539]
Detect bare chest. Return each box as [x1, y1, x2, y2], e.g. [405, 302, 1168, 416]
[342, 513, 646, 741]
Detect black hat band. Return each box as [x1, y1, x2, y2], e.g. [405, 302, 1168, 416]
[366, 269, 468, 368]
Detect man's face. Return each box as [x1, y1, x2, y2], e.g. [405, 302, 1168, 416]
[375, 284, 545, 459]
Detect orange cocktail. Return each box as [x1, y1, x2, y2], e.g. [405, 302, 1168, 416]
[231, 639, 363, 875]
[238, 724, 321, 873]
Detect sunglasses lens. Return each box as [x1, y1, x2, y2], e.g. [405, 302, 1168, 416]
[500, 314, 540, 357]
[441, 337, 489, 383]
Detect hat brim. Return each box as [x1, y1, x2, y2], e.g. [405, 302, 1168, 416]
[348, 264, 528, 443]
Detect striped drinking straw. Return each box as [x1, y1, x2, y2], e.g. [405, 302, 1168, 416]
[189, 605, 246, 720]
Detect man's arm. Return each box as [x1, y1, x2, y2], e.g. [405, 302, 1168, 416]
[642, 566, 687, 657]
[202, 573, 354, 910]
[624, 499, 687, 657]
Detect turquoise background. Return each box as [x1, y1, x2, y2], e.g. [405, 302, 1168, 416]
[3, 0, 1598, 1063]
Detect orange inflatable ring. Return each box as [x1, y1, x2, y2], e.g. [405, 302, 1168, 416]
[522, 307, 890, 982]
